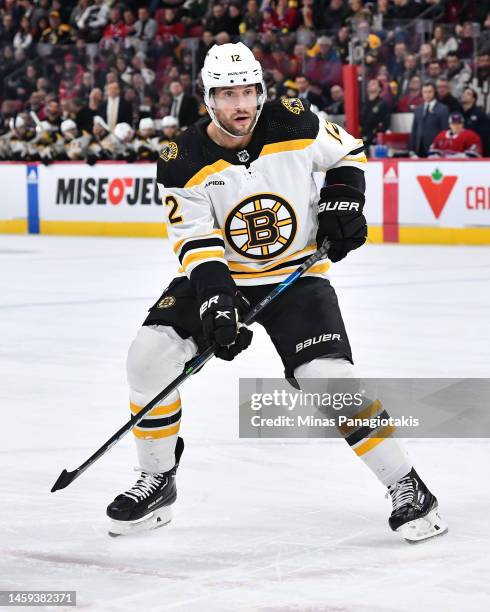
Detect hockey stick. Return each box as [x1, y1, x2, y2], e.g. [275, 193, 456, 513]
[51, 240, 330, 492]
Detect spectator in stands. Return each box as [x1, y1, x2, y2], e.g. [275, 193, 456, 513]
[398, 53, 419, 96]
[101, 7, 130, 44]
[40, 10, 74, 44]
[391, 0, 420, 20]
[76, 0, 109, 42]
[456, 22, 476, 60]
[333, 26, 350, 64]
[169, 80, 199, 128]
[204, 3, 231, 36]
[325, 84, 344, 115]
[397, 75, 423, 112]
[461, 87, 490, 156]
[409, 82, 450, 157]
[444, 51, 471, 99]
[70, 1, 90, 29]
[133, 7, 157, 42]
[388, 43, 407, 82]
[295, 75, 325, 110]
[432, 25, 458, 60]
[241, 0, 262, 33]
[320, 0, 347, 32]
[428, 112, 482, 158]
[227, 3, 243, 36]
[360, 78, 390, 148]
[98, 82, 134, 130]
[474, 53, 490, 96]
[435, 77, 462, 114]
[1, 14, 17, 43]
[13, 16, 33, 51]
[419, 43, 434, 74]
[427, 60, 443, 82]
[157, 8, 186, 42]
[274, 0, 299, 32]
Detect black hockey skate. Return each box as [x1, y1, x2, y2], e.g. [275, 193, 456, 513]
[387, 467, 447, 542]
[107, 437, 184, 537]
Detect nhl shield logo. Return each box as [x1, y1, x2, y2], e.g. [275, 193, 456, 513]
[224, 193, 297, 260]
[237, 149, 250, 163]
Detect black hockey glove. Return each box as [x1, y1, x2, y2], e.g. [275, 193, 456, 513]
[316, 184, 367, 263]
[199, 290, 253, 361]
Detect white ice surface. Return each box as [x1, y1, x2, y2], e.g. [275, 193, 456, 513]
[1, 235, 490, 612]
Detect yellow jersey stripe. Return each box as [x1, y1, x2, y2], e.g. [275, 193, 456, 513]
[341, 154, 367, 163]
[182, 248, 225, 270]
[133, 422, 181, 440]
[173, 229, 223, 254]
[260, 139, 315, 157]
[184, 160, 231, 188]
[130, 398, 181, 418]
[227, 245, 317, 273]
[353, 424, 397, 457]
[231, 262, 329, 280]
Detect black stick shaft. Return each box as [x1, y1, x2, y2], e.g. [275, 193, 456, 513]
[51, 242, 329, 492]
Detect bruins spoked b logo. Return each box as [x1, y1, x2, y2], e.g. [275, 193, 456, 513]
[225, 193, 297, 260]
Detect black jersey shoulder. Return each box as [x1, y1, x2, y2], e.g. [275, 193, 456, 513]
[156, 119, 222, 188]
[260, 98, 320, 145]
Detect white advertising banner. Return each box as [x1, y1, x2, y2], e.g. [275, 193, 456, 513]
[0, 163, 27, 222]
[364, 161, 383, 225]
[398, 161, 490, 227]
[38, 163, 164, 223]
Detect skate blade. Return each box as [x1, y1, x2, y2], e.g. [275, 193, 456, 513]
[108, 506, 172, 537]
[397, 507, 448, 543]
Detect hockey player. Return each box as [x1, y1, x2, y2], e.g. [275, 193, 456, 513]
[112, 122, 137, 162]
[86, 116, 116, 165]
[133, 117, 158, 161]
[429, 112, 482, 158]
[59, 119, 91, 161]
[158, 115, 180, 144]
[1, 114, 38, 161]
[106, 42, 447, 542]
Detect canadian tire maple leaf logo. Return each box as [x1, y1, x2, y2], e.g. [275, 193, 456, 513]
[416, 168, 457, 219]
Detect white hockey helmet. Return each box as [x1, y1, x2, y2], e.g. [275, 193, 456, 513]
[161, 115, 179, 128]
[201, 42, 266, 137]
[13, 115, 25, 130]
[114, 122, 134, 142]
[61, 119, 77, 135]
[139, 117, 155, 131]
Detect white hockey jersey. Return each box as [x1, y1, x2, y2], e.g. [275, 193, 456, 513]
[156, 98, 366, 286]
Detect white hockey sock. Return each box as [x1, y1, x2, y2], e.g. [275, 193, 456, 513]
[295, 357, 412, 487]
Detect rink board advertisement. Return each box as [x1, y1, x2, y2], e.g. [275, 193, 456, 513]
[397, 161, 490, 244]
[37, 163, 168, 238]
[2, 160, 490, 244]
[0, 164, 28, 233]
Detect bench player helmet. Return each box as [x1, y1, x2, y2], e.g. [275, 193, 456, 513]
[202, 42, 266, 137]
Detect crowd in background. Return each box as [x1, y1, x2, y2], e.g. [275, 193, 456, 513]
[0, 0, 489, 162]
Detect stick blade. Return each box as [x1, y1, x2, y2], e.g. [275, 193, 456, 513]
[51, 468, 78, 492]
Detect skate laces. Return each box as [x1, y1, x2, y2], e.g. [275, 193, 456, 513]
[122, 472, 166, 502]
[387, 475, 415, 512]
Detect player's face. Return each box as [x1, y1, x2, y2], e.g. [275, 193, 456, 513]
[450, 121, 463, 134]
[212, 85, 258, 136]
